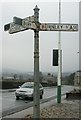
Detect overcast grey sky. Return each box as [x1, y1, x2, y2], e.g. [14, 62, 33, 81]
[0, 0, 80, 73]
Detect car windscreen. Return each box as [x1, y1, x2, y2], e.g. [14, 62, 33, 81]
[20, 82, 43, 88]
[21, 83, 34, 88]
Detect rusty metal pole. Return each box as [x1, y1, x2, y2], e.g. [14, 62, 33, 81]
[33, 5, 40, 118]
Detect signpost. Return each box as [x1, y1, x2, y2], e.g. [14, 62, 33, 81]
[4, 5, 78, 118]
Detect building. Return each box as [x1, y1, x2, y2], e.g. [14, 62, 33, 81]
[74, 71, 81, 85]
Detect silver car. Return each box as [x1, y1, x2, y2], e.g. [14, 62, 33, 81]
[15, 82, 44, 100]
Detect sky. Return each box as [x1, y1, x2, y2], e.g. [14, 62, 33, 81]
[0, 0, 80, 73]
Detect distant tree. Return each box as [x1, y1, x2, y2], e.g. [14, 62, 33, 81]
[47, 73, 51, 76]
[1, 76, 4, 80]
[39, 72, 43, 83]
[65, 73, 75, 85]
[52, 74, 54, 77]
[68, 72, 75, 85]
[13, 74, 17, 80]
[19, 75, 23, 80]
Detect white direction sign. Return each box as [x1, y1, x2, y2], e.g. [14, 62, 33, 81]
[9, 23, 27, 34]
[39, 23, 78, 31]
[22, 21, 36, 30]
[9, 22, 36, 34]
[22, 15, 36, 30]
[9, 22, 78, 34]
[23, 15, 35, 22]
[9, 15, 36, 34]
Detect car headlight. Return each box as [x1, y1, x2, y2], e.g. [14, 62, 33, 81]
[15, 90, 19, 93]
[28, 91, 32, 93]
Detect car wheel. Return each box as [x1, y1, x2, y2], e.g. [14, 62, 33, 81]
[30, 97, 33, 101]
[16, 96, 19, 100]
[40, 95, 43, 99]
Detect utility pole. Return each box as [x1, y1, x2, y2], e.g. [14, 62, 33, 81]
[57, 0, 61, 103]
[33, 5, 40, 118]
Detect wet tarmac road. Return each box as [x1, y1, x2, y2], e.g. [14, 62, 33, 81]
[0, 85, 78, 118]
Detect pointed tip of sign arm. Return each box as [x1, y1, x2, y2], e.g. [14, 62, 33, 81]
[4, 23, 10, 31]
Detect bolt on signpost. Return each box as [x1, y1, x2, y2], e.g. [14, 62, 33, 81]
[4, 5, 78, 118]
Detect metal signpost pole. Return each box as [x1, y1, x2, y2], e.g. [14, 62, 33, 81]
[57, 0, 61, 103]
[33, 5, 40, 118]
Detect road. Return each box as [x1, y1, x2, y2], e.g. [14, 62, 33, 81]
[0, 85, 78, 118]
